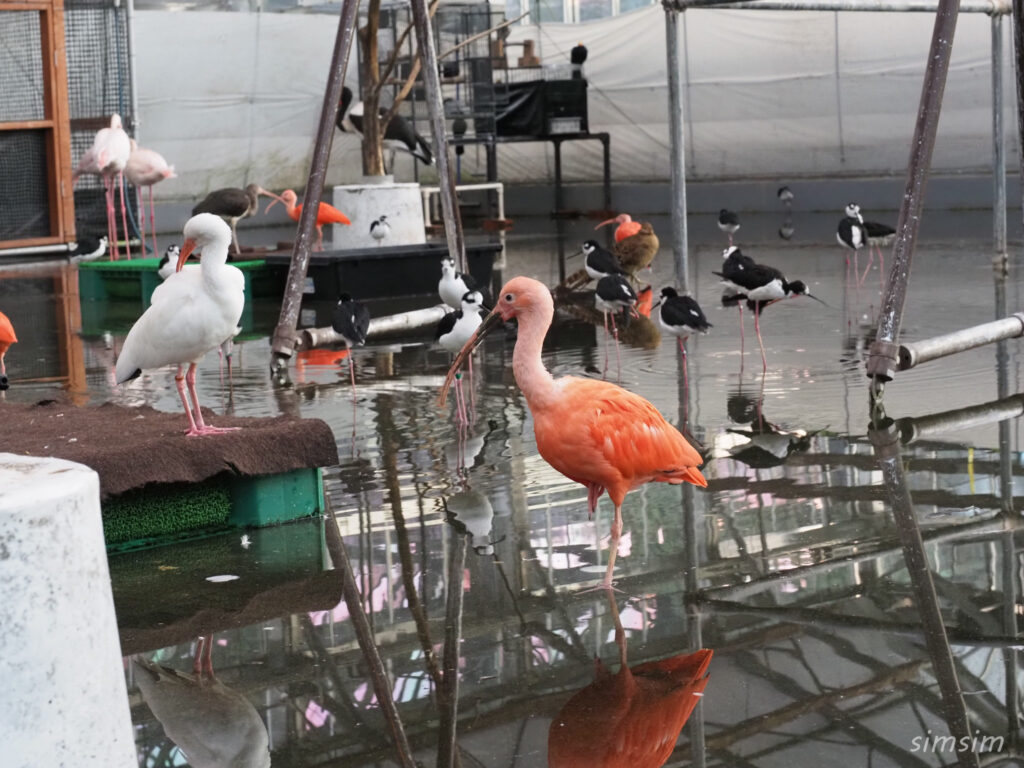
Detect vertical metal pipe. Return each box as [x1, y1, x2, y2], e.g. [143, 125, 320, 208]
[865, 0, 961, 388]
[410, 0, 467, 271]
[554, 139, 564, 213]
[833, 12, 846, 164]
[664, 3, 690, 293]
[270, 0, 360, 373]
[994, 13, 1007, 253]
[1013, 0, 1024, 223]
[124, 0, 141, 140]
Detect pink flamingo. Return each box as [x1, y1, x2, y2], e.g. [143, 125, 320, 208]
[125, 139, 175, 257]
[79, 114, 132, 259]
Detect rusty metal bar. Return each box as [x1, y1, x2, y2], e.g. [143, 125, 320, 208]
[270, 0, 360, 377]
[866, 0, 962, 389]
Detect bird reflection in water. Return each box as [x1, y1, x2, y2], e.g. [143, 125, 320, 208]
[723, 388, 814, 468]
[548, 591, 712, 768]
[445, 488, 496, 555]
[131, 634, 270, 768]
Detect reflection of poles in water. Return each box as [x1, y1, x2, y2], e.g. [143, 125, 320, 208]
[323, 511, 417, 767]
[869, 417, 979, 768]
[438, 527, 468, 768]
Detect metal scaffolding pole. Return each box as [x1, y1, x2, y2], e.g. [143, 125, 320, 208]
[865, 0, 962, 390]
[994, 14, 1008, 253]
[664, 1, 690, 292]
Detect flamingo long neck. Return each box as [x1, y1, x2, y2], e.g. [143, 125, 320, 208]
[512, 300, 557, 410]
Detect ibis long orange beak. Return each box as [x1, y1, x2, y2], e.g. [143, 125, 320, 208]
[595, 218, 616, 230]
[437, 310, 504, 407]
[177, 238, 196, 272]
[264, 194, 284, 215]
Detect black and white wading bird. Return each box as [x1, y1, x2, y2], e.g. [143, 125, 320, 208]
[718, 208, 741, 245]
[435, 290, 485, 425]
[836, 206, 868, 286]
[713, 246, 756, 351]
[654, 286, 711, 391]
[331, 293, 371, 394]
[337, 86, 433, 168]
[845, 203, 895, 286]
[735, 262, 819, 371]
[594, 274, 639, 380]
[369, 215, 390, 247]
[439, 257, 481, 310]
[115, 214, 244, 436]
[69, 235, 108, 263]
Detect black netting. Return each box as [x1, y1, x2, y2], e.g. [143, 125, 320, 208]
[0, 131, 50, 240]
[65, 0, 137, 241]
[0, 12, 45, 122]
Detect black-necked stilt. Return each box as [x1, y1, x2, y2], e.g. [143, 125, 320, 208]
[654, 286, 711, 392]
[338, 86, 433, 167]
[846, 203, 895, 286]
[718, 209, 740, 245]
[713, 246, 756, 352]
[439, 257, 480, 310]
[836, 206, 868, 286]
[739, 262, 816, 371]
[581, 239, 629, 280]
[69, 235, 108, 263]
[778, 222, 795, 241]
[595, 274, 639, 379]
[436, 290, 484, 424]
[157, 244, 180, 280]
[331, 293, 371, 393]
[570, 42, 588, 79]
[777, 186, 794, 206]
[192, 184, 275, 255]
[370, 215, 390, 247]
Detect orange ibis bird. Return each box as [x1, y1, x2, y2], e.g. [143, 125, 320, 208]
[265, 189, 351, 252]
[0, 310, 16, 391]
[191, 183, 275, 255]
[654, 287, 711, 391]
[78, 114, 132, 259]
[115, 213, 244, 436]
[331, 293, 370, 393]
[439, 257, 482, 310]
[337, 86, 433, 167]
[125, 139, 175, 257]
[596, 212, 642, 243]
[132, 635, 270, 768]
[846, 202, 894, 287]
[548, 591, 712, 768]
[439, 277, 707, 589]
[717, 208, 740, 245]
[836, 207, 868, 287]
[612, 223, 659, 284]
[436, 290, 484, 425]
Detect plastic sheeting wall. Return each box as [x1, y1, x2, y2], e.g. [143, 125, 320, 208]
[132, 5, 1012, 202]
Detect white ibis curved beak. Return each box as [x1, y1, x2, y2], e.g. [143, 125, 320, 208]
[438, 310, 504, 407]
[263, 193, 285, 215]
[176, 237, 197, 272]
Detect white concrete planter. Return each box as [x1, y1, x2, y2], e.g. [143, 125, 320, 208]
[332, 177, 426, 249]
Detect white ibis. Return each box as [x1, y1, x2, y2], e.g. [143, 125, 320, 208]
[439, 257, 481, 310]
[115, 213, 244, 436]
[836, 207, 867, 287]
[369, 215, 390, 247]
[125, 139, 175, 257]
[717, 209, 740, 245]
[338, 86, 433, 167]
[654, 287, 711, 388]
[436, 290, 484, 425]
[594, 274, 639, 380]
[79, 114, 132, 260]
[846, 202, 895, 286]
[192, 184, 274, 255]
[131, 636, 271, 768]
[69, 235, 108, 263]
[0, 310, 16, 391]
[331, 293, 371, 393]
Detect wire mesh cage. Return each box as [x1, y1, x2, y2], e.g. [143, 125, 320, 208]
[65, 0, 138, 246]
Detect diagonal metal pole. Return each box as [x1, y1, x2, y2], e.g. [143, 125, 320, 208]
[270, 0, 360, 378]
[865, 0, 961, 393]
[409, 0, 467, 271]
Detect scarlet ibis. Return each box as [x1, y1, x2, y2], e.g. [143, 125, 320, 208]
[125, 140, 175, 257]
[846, 202, 894, 286]
[836, 208, 867, 287]
[132, 635, 270, 768]
[439, 277, 707, 589]
[436, 290, 484, 425]
[612, 223, 659, 284]
[438, 257, 481, 310]
[654, 287, 711, 390]
[266, 189, 351, 252]
[369, 215, 390, 247]
[192, 184, 275, 255]
[115, 214, 244, 436]
[338, 86, 433, 166]
[717, 208, 740, 245]
[79, 114, 132, 260]
[596, 212, 641, 243]
[0, 310, 16, 390]
[331, 293, 370, 393]
[549, 592, 712, 768]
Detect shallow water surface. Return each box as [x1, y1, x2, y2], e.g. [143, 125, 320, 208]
[2, 218, 1023, 767]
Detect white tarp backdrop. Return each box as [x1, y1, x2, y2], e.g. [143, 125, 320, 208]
[132, 4, 1013, 202]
